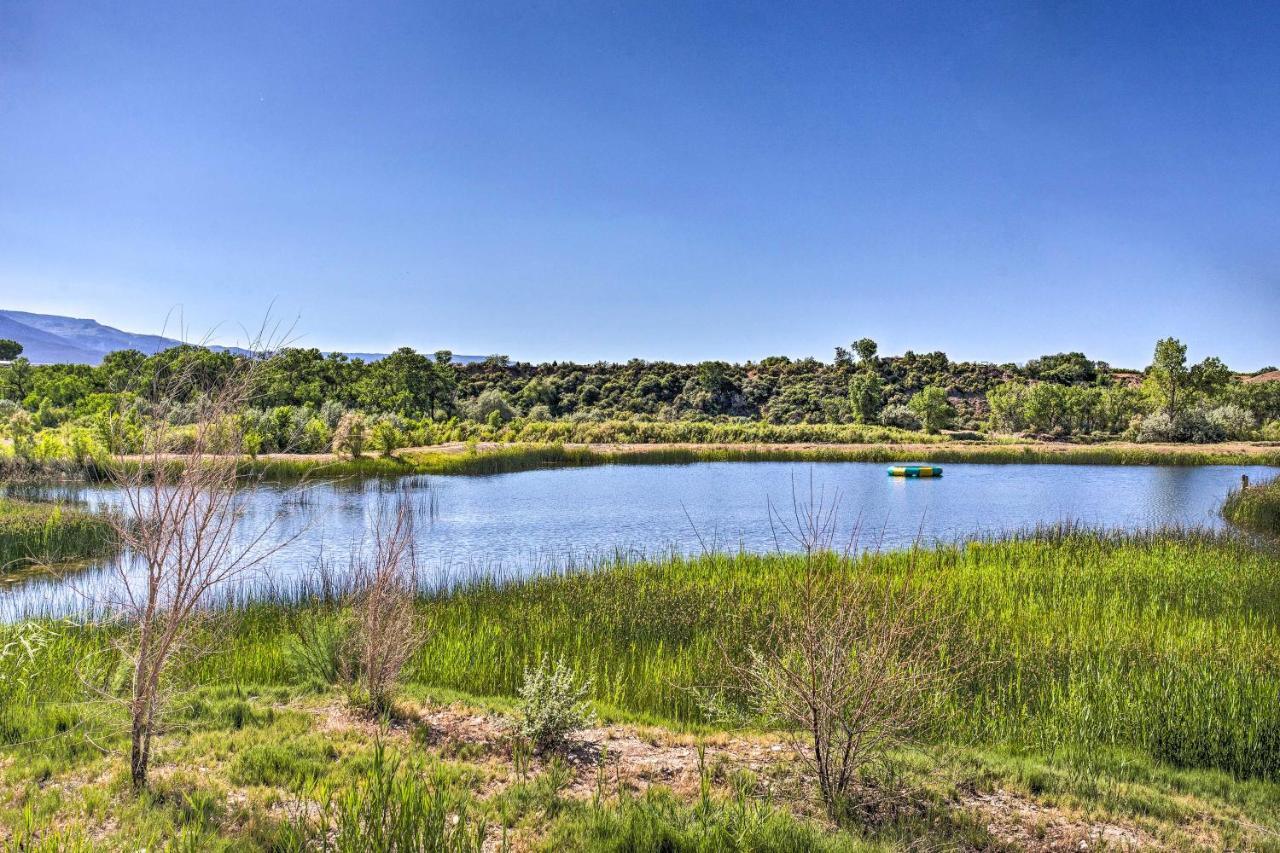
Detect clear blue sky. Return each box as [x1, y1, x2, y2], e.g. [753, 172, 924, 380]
[2, 1, 1277, 369]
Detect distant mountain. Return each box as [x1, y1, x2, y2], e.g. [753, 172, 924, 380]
[0, 313, 103, 363]
[0, 310, 483, 365]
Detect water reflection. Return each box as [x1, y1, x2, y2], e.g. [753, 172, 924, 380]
[3, 461, 1273, 620]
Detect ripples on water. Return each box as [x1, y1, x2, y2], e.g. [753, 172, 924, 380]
[3, 461, 1274, 620]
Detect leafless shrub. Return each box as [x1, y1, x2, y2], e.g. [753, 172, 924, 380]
[343, 497, 425, 715]
[733, 475, 964, 821]
[101, 321, 300, 790]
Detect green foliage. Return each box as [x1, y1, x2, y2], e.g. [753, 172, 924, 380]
[280, 742, 486, 852]
[3, 338, 1274, 460]
[371, 418, 405, 458]
[907, 386, 953, 434]
[518, 654, 596, 751]
[0, 498, 118, 574]
[847, 372, 883, 424]
[1222, 476, 1280, 535]
[0, 339, 22, 360]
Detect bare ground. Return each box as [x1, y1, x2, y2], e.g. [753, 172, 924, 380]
[309, 698, 1169, 852]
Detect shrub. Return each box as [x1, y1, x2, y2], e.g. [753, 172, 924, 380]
[345, 500, 424, 715]
[1207, 404, 1256, 440]
[1136, 411, 1176, 443]
[908, 386, 955, 434]
[1137, 408, 1226, 443]
[518, 654, 595, 751]
[464, 389, 514, 425]
[878, 404, 919, 431]
[331, 412, 368, 459]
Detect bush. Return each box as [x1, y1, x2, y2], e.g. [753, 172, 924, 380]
[518, 654, 595, 751]
[1207, 404, 1256, 440]
[878, 404, 920, 431]
[464, 389, 514, 425]
[371, 418, 404, 458]
[1137, 408, 1226, 444]
[331, 412, 368, 459]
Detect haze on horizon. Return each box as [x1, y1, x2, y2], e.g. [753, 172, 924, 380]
[1, 1, 1277, 370]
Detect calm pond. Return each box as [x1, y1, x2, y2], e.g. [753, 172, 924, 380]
[4, 461, 1275, 619]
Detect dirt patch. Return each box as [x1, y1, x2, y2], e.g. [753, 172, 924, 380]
[962, 789, 1158, 851]
[310, 700, 1170, 852]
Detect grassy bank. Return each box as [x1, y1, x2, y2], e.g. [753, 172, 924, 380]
[0, 498, 117, 574]
[1222, 475, 1280, 535]
[235, 439, 1280, 480]
[4, 529, 1280, 848]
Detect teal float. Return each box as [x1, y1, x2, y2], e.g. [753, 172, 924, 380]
[887, 465, 942, 478]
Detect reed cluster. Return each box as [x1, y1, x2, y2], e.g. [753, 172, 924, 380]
[0, 498, 118, 574]
[1222, 475, 1280, 535]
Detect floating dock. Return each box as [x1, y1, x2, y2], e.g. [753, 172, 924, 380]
[887, 465, 942, 478]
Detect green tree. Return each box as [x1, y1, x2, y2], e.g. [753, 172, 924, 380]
[3, 409, 35, 458]
[907, 386, 954, 434]
[986, 381, 1029, 433]
[1148, 338, 1190, 418]
[848, 372, 883, 424]
[1024, 382, 1068, 433]
[853, 338, 879, 369]
[0, 339, 22, 360]
[371, 418, 404, 458]
[1190, 356, 1232, 402]
[0, 357, 32, 401]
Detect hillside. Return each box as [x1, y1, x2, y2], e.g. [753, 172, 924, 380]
[0, 310, 483, 365]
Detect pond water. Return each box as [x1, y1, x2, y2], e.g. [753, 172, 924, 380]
[3, 461, 1274, 619]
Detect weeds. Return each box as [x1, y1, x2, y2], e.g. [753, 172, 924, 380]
[1222, 475, 1280, 535]
[280, 741, 486, 852]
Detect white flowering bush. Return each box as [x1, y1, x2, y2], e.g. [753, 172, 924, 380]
[517, 654, 595, 751]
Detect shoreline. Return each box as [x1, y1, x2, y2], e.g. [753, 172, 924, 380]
[4, 439, 1278, 486]
[249, 439, 1280, 478]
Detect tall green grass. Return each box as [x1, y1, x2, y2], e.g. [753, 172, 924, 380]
[147, 529, 1280, 779]
[1222, 476, 1280, 535]
[5, 529, 1279, 779]
[0, 498, 118, 574]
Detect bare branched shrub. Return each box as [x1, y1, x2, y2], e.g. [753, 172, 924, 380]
[343, 498, 424, 715]
[103, 324, 299, 790]
[331, 411, 367, 459]
[734, 476, 963, 821]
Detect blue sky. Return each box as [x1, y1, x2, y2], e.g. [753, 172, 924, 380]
[1, 1, 1277, 368]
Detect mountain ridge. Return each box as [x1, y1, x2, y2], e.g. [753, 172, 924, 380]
[0, 310, 482, 365]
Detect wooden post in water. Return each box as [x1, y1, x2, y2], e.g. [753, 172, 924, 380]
[1242, 474, 1250, 490]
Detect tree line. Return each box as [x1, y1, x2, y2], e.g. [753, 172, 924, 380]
[0, 335, 1277, 460]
